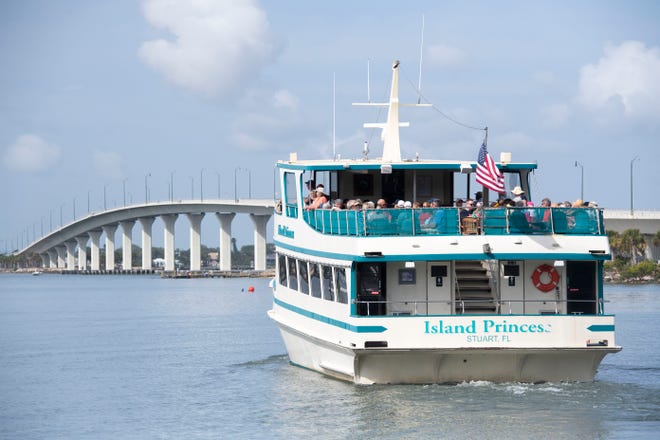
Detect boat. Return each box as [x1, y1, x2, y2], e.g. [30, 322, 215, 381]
[267, 60, 620, 384]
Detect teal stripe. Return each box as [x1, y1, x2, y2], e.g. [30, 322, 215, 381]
[587, 324, 615, 332]
[274, 239, 610, 262]
[273, 297, 387, 333]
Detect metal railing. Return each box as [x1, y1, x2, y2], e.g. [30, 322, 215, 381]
[301, 207, 605, 238]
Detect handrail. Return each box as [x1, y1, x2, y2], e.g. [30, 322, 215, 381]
[302, 207, 605, 238]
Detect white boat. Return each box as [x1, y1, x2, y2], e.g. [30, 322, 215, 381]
[268, 60, 620, 384]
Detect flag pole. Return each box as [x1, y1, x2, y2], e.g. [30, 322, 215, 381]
[483, 126, 488, 146]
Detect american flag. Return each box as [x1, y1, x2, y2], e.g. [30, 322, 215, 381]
[476, 142, 505, 193]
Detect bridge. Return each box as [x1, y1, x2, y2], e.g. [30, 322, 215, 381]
[16, 199, 274, 273]
[12, 206, 660, 273]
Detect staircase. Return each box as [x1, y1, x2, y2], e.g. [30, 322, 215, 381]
[454, 260, 497, 314]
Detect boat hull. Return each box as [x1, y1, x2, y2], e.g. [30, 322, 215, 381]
[271, 314, 619, 384]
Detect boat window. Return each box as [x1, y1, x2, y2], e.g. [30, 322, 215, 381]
[278, 254, 287, 287]
[335, 268, 348, 304]
[322, 265, 334, 301]
[284, 172, 299, 218]
[287, 256, 298, 291]
[299, 261, 309, 295]
[310, 263, 321, 298]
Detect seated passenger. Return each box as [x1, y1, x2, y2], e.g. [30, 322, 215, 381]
[306, 185, 328, 210]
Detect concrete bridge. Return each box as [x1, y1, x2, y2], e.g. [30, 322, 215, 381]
[17, 199, 274, 272]
[602, 210, 660, 261]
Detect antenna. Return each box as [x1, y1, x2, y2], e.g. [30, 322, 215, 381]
[417, 14, 425, 104]
[333, 72, 336, 159]
[367, 59, 371, 102]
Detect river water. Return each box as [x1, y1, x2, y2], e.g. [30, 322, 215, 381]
[0, 275, 658, 439]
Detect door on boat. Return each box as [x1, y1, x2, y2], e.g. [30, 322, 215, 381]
[566, 261, 597, 315]
[356, 262, 386, 316]
[381, 170, 404, 205]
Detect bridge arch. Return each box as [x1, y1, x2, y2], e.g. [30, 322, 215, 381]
[18, 200, 274, 273]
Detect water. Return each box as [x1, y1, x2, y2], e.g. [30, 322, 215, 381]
[0, 275, 658, 439]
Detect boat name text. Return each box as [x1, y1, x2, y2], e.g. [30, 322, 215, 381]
[424, 319, 552, 335]
[277, 225, 295, 238]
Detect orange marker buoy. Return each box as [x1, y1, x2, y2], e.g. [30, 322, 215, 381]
[248, 286, 255, 293]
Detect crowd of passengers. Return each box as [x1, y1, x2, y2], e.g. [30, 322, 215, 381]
[303, 184, 599, 216]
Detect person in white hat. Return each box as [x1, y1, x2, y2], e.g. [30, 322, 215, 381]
[511, 186, 526, 203]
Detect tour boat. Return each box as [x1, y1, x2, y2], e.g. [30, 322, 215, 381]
[268, 60, 620, 384]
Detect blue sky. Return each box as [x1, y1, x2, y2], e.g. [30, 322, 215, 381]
[1, 0, 659, 251]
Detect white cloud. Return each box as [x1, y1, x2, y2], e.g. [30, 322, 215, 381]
[577, 41, 660, 122]
[427, 43, 467, 68]
[93, 151, 123, 179]
[540, 104, 571, 129]
[3, 134, 61, 172]
[139, 0, 279, 98]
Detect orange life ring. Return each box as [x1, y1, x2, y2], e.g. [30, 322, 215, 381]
[532, 264, 559, 292]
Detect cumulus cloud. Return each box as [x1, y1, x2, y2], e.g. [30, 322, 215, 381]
[540, 104, 571, 129]
[3, 134, 61, 172]
[231, 88, 306, 151]
[577, 41, 660, 122]
[139, 0, 278, 98]
[427, 43, 467, 68]
[93, 151, 123, 179]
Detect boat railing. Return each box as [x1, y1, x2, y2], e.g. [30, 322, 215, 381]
[354, 298, 607, 316]
[301, 207, 605, 237]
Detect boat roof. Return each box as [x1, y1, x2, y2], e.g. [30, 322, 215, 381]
[277, 158, 537, 172]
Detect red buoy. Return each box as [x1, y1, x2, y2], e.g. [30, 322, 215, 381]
[248, 286, 255, 293]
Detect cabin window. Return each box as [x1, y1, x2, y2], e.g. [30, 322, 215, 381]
[310, 263, 321, 298]
[299, 260, 309, 295]
[287, 256, 298, 291]
[322, 265, 335, 301]
[278, 254, 287, 287]
[284, 172, 299, 218]
[335, 267, 348, 304]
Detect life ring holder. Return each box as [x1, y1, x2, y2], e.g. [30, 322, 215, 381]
[532, 264, 559, 292]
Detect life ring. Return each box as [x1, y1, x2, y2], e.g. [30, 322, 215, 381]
[532, 264, 559, 292]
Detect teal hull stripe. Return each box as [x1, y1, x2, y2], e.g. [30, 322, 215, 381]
[274, 239, 610, 262]
[273, 297, 387, 333]
[587, 324, 615, 332]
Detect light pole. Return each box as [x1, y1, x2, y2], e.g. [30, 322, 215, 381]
[574, 161, 584, 201]
[104, 184, 107, 210]
[73, 197, 76, 220]
[216, 172, 221, 199]
[87, 190, 90, 213]
[123, 178, 128, 206]
[170, 171, 175, 202]
[60, 203, 65, 227]
[247, 168, 252, 198]
[630, 156, 639, 215]
[145, 173, 151, 203]
[234, 167, 239, 202]
[200, 168, 205, 202]
[189, 176, 194, 199]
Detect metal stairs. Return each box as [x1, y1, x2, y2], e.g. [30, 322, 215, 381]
[454, 260, 497, 314]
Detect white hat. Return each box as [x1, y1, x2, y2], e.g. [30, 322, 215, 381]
[511, 186, 525, 195]
[316, 185, 325, 194]
[403, 201, 412, 208]
[396, 200, 405, 208]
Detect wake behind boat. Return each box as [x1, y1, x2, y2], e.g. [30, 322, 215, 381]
[268, 60, 620, 384]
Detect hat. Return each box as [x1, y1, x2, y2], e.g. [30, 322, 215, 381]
[403, 201, 412, 208]
[511, 186, 525, 195]
[588, 201, 598, 208]
[315, 185, 325, 194]
[396, 200, 405, 208]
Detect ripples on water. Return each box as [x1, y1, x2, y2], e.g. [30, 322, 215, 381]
[0, 276, 658, 439]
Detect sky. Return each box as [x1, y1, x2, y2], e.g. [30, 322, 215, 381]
[1, 0, 659, 252]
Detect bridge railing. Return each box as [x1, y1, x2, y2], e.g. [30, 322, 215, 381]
[300, 207, 605, 237]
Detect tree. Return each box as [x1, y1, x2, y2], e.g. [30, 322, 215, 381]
[620, 229, 646, 264]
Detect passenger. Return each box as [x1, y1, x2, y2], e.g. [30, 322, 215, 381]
[475, 191, 483, 204]
[363, 200, 375, 209]
[311, 185, 328, 209]
[460, 199, 474, 220]
[376, 199, 389, 209]
[511, 186, 526, 203]
[304, 190, 317, 209]
[331, 198, 344, 211]
[541, 198, 552, 222]
[418, 200, 432, 224]
[455, 198, 464, 209]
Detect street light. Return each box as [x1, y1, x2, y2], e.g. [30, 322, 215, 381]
[60, 203, 65, 227]
[189, 176, 194, 199]
[123, 178, 128, 206]
[574, 161, 584, 201]
[234, 167, 239, 202]
[630, 156, 639, 215]
[73, 197, 76, 220]
[216, 172, 221, 199]
[145, 173, 151, 203]
[200, 168, 205, 202]
[104, 184, 107, 210]
[170, 171, 175, 202]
